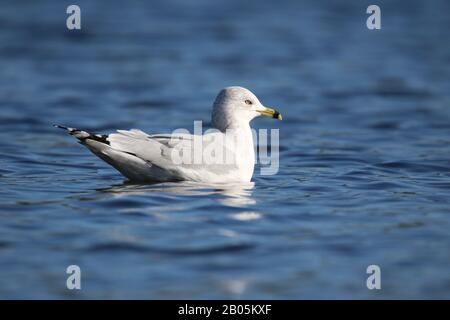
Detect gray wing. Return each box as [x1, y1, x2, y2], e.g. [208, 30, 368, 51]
[106, 129, 239, 181]
[57, 126, 239, 182]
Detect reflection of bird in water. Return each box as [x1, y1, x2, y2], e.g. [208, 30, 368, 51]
[99, 181, 256, 207]
[56, 87, 281, 183]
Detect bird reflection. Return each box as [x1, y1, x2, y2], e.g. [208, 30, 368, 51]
[97, 180, 256, 207]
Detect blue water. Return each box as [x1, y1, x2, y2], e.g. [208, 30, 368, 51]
[0, 0, 449, 299]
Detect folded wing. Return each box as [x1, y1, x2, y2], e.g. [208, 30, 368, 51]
[58, 126, 241, 182]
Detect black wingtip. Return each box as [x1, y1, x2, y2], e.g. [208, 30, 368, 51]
[54, 124, 110, 145]
[54, 124, 69, 130]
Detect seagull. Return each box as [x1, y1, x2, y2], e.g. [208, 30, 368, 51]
[56, 86, 282, 183]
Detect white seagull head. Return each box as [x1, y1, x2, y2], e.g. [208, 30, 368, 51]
[211, 86, 282, 131]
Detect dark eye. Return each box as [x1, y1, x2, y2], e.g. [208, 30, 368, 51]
[245, 100, 252, 105]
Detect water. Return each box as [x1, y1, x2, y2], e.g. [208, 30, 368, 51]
[0, 0, 449, 299]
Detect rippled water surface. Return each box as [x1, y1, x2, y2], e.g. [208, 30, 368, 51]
[1, 0, 449, 299]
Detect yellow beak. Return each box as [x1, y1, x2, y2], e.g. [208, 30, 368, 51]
[258, 107, 283, 120]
